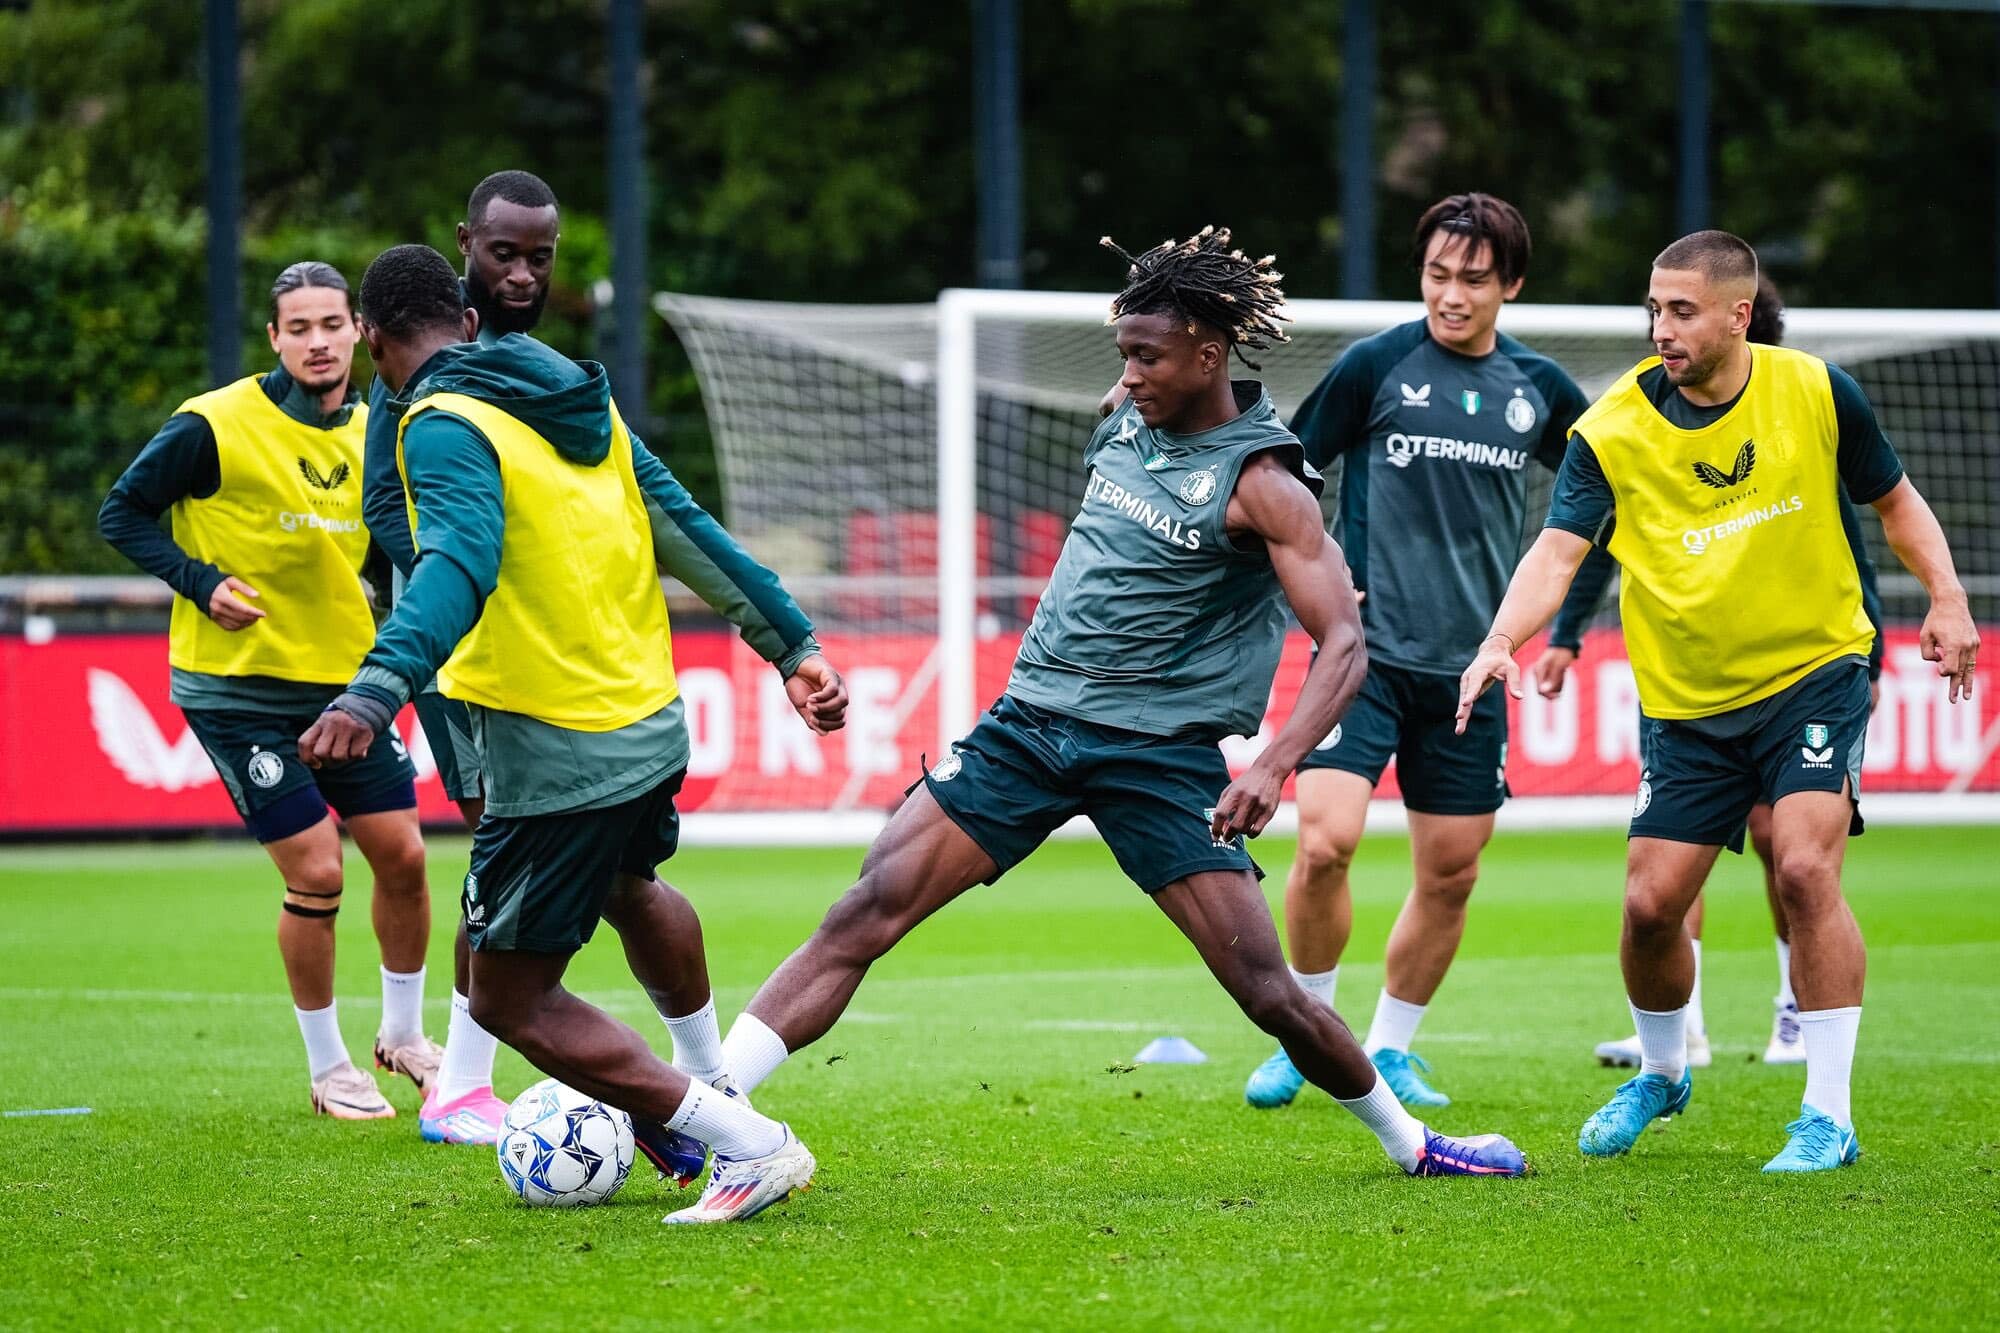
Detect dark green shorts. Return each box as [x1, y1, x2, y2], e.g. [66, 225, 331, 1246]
[183, 705, 417, 843]
[462, 769, 684, 954]
[921, 695, 1260, 894]
[1296, 660, 1509, 816]
[1630, 657, 1868, 854]
[414, 689, 484, 803]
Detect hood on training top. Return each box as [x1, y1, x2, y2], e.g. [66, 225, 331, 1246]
[406, 333, 615, 466]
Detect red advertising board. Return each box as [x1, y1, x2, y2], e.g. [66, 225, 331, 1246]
[1, 627, 1992, 832]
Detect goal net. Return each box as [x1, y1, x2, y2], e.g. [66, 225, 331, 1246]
[655, 290, 1999, 829]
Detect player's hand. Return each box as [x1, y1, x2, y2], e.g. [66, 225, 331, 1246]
[298, 707, 376, 768]
[208, 576, 266, 630]
[1529, 645, 1577, 698]
[785, 654, 848, 734]
[1920, 596, 1979, 703]
[1211, 759, 1284, 842]
[1456, 634, 1523, 734]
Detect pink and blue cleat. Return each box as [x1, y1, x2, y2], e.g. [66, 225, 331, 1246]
[418, 1085, 509, 1145]
[1412, 1127, 1529, 1177]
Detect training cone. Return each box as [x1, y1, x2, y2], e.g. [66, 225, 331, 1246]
[1133, 1036, 1207, 1064]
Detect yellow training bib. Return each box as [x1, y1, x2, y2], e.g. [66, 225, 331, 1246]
[1574, 345, 1873, 718]
[398, 393, 676, 731]
[166, 375, 375, 683]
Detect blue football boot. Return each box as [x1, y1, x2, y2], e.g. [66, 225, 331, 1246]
[1412, 1127, 1529, 1177]
[1761, 1107, 1860, 1173]
[632, 1118, 709, 1188]
[1372, 1048, 1451, 1108]
[1578, 1070, 1692, 1157]
[1245, 1047, 1305, 1108]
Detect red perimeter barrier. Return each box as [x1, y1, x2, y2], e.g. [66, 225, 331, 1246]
[1, 627, 1991, 833]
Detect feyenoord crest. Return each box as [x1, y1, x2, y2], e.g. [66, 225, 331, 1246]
[1460, 389, 1481, 415]
[1505, 390, 1536, 434]
[247, 747, 285, 789]
[1180, 468, 1219, 505]
[930, 752, 963, 782]
[1633, 775, 1652, 817]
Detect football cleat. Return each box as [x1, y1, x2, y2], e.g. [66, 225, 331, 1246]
[1578, 1070, 1691, 1157]
[310, 1062, 396, 1120]
[1594, 1030, 1711, 1069]
[1371, 1048, 1450, 1108]
[1763, 1001, 1806, 1065]
[374, 1032, 445, 1096]
[632, 1118, 709, 1188]
[418, 1084, 508, 1145]
[1761, 1106, 1859, 1173]
[1412, 1128, 1529, 1177]
[664, 1125, 816, 1224]
[1244, 1047, 1305, 1109]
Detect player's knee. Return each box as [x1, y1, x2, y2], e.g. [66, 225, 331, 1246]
[1622, 883, 1683, 942]
[467, 986, 532, 1043]
[1292, 825, 1356, 887]
[1772, 845, 1840, 913]
[1415, 858, 1480, 910]
[282, 871, 343, 922]
[368, 833, 427, 895]
[1233, 970, 1311, 1037]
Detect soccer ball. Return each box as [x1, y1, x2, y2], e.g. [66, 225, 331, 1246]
[495, 1078, 635, 1208]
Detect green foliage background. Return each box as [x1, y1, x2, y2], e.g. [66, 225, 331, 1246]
[3, 0, 1995, 572]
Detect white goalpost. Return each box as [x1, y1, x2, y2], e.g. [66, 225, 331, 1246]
[658, 288, 2000, 840]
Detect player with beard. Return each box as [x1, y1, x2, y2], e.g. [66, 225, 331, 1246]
[706, 229, 1531, 1208]
[1541, 275, 1887, 1071]
[100, 262, 438, 1120]
[1460, 231, 1977, 1172]
[359, 173, 745, 1153]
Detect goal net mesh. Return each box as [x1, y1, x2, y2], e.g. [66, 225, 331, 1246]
[656, 291, 1998, 813]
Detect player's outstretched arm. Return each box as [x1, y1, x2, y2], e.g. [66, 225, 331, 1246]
[1456, 527, 1592, 734]
[1870, 477, 1979, 701]
[626, 431, 847, 732]
[1208, 454, 1366, 841]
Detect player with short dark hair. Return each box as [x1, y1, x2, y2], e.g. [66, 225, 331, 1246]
[99, 261, 439, 1120]
[1541, 273, 1887, 1071]
[1242, 194, 1592, 1113]
[304, 243, 847, 1222]
[710, 227, 1531, 1192]
[1460, 230, 1978, 1172]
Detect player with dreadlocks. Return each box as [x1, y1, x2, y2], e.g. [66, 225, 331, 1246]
[704, 227, 1531, 1195]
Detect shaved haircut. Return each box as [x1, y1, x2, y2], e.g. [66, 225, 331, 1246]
[1653, 229, 1758, 291]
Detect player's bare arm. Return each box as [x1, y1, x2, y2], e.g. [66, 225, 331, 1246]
[1098, 382, 1127, 419]
[1455, 526, 1593, 732]
[1870, 476, 1979, 700]
[1208, 452, 1366, 841]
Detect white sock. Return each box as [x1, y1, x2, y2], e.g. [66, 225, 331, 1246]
[720, 1014, 790, 1096]
[435, 990, 499, 1104]
[668, 1075, 786, 1160]
[379, 965, 426, 1044]
[1363, 990, 1425, 1055]
[295, 1003, 349, 1081]
[1799, 1006, 1861, 1126]
[1775, 939, 1797, 1009]
[663, 997, 727, 1085]
[1290, 965, 1338, 1012]
[1631, 1001, 1688, 1082]
[1336, 1073, 1426, 1172]
[1686, 940, 1707, 1039]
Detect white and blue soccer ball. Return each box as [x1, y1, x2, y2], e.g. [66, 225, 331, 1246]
[496, 1078, 635, 1208]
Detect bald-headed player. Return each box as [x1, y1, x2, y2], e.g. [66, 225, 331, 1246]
[1460, 231, 1978, 1172]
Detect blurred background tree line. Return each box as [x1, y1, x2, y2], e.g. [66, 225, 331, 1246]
[3, 0, 1995, 573]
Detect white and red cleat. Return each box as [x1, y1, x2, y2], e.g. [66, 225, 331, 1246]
[663, 1125, 815, 1224]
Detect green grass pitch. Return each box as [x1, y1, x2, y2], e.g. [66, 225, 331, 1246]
[2, 824, 1996, 1329]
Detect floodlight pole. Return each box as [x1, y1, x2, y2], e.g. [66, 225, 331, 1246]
[973, 0, 1023, 289]
[203, 0, 240, 385]
[608, 0, 649, 430]
[1340, 0, 1376, 298]
[1677, 0, 1711, 234]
